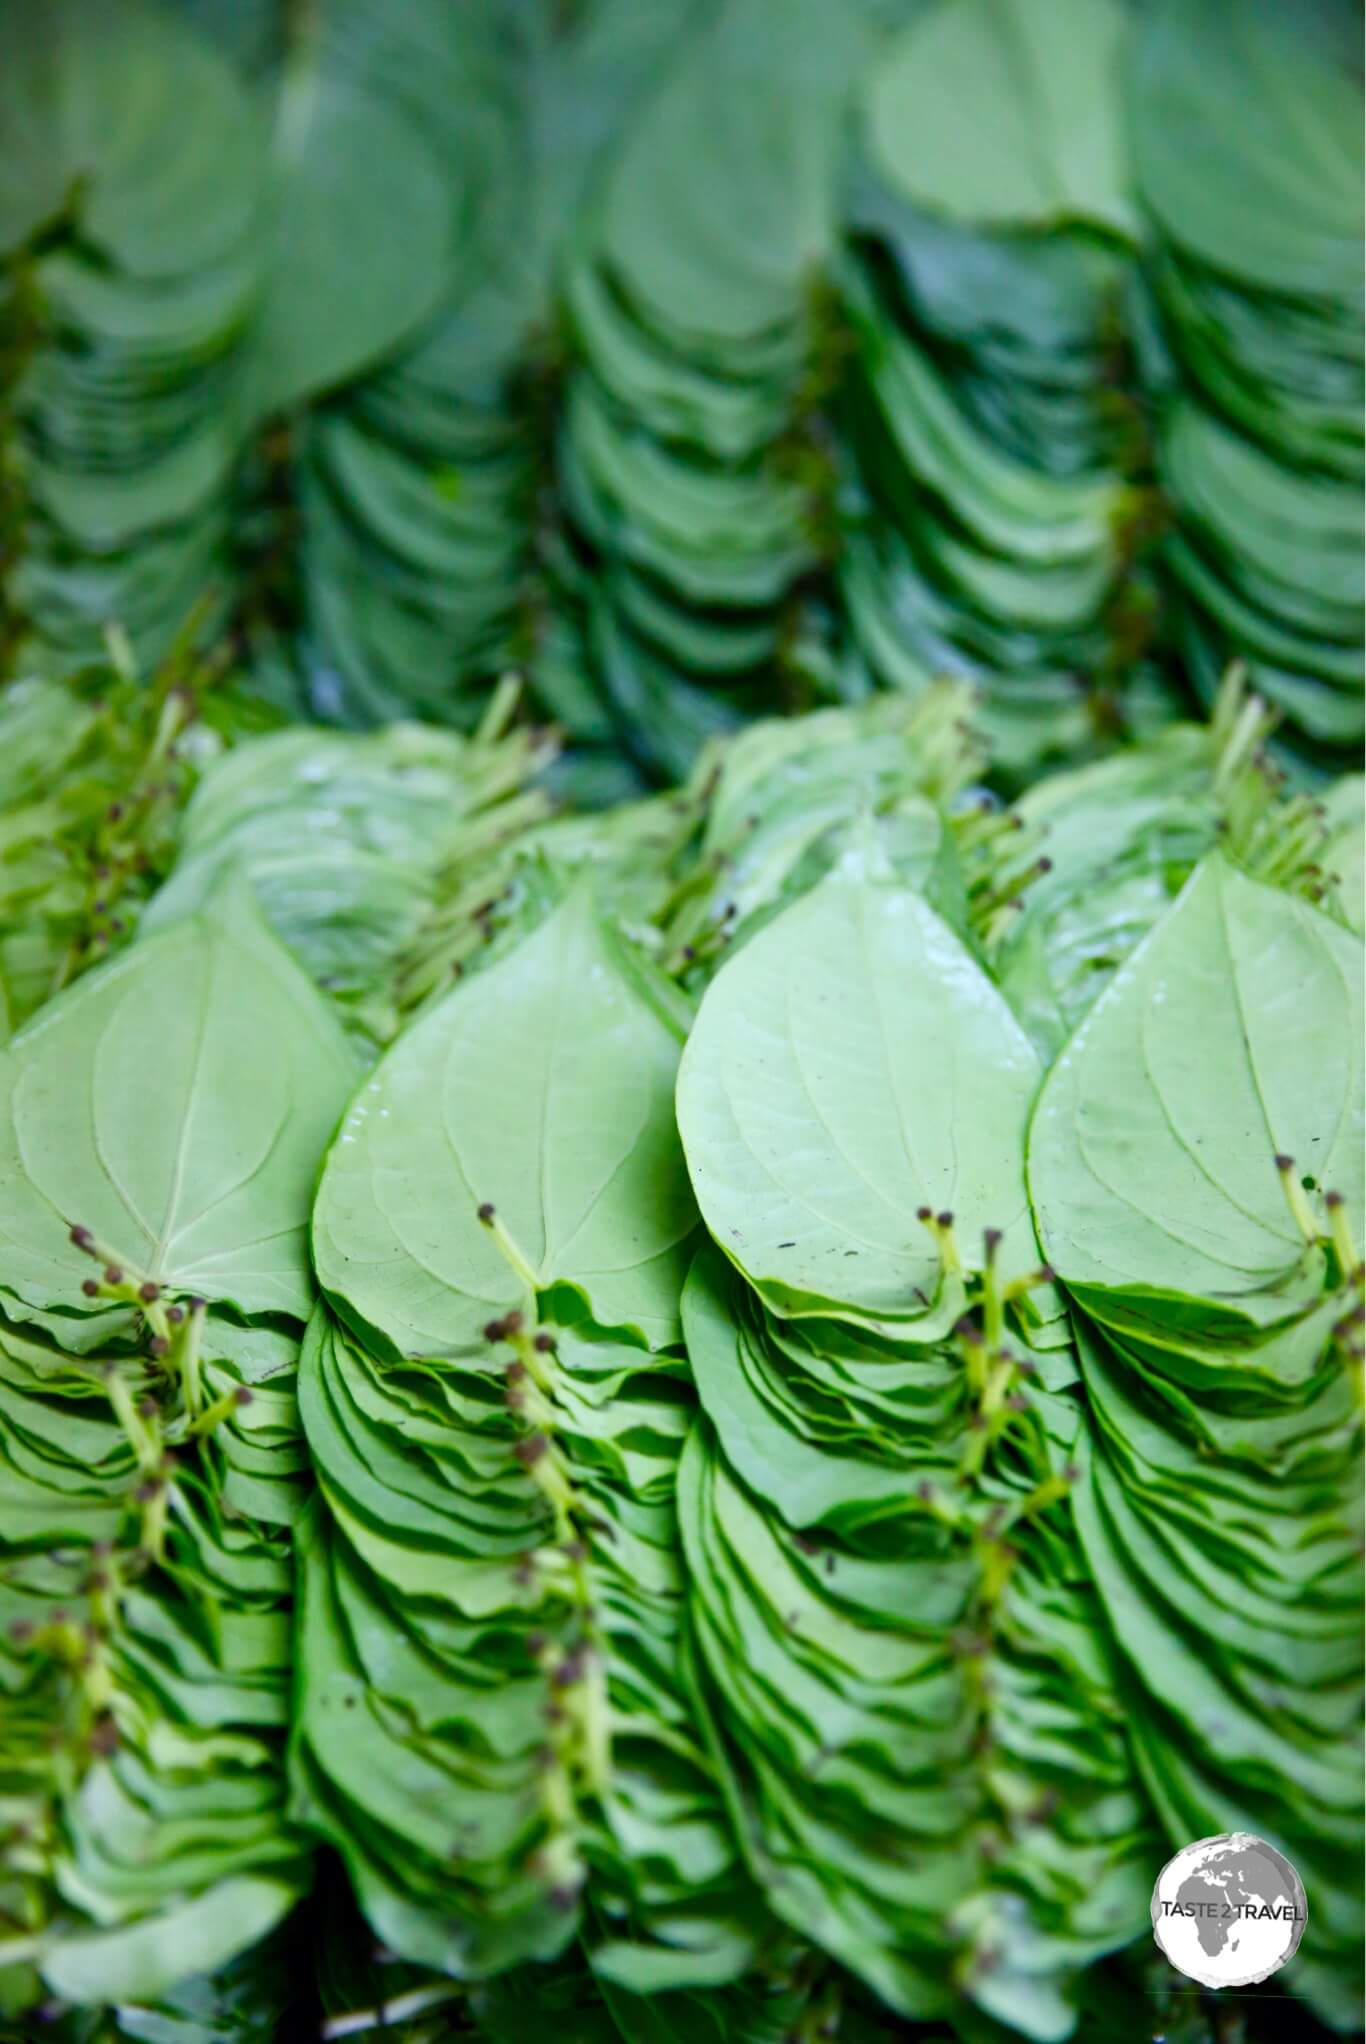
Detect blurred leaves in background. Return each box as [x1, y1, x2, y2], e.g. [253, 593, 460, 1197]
[0, 0, 1360, 781]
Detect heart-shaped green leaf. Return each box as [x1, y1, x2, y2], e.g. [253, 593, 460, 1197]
[676, 865, 1044, 1328]
[1028, 853, 1363, 1326]
[0, 879, 356, 1322]
[313, 883, 697, 1358]
[861, 0, 1136, 237]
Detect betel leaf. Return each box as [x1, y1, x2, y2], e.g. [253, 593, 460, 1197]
[247, 60, 451, 418]
[0, 0, 263, 271]
[312, 881, 698, 1359]
[37, 1872, 301, 2006]
[861, 0, 1136, 239]
[675, 861, 1044, 1326]
[0, 877, 357, 1323]
[1129, 0, 1362, 298]
[596, 0, 869, 349]
[1323, 774, 1365, 937]
[1028, 853, 1364, 1323]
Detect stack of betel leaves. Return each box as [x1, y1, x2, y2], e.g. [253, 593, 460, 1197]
[1131, 0, 1365, 762]
[1029, 849, 1365, 2027]
[200, 0, 509, 724]
[284, 0, 703, 736]
[298, 882, 761, 1993]
[544, 0, 869, 787]
[258, 0, 527, 726]
[836, 0, 1164, 778]
[3, 654, 1357, 2042]
[0, 0, 263, 674]
[0, 874, 358, 2021]
[673, 864, 1164, 2036]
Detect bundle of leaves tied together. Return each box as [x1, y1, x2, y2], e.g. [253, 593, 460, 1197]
[0, 670, 1360, 2044]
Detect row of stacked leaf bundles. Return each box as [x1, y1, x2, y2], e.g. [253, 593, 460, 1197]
[5, 0, 1360, 788]
[543, 0, 876, 785]
[1131, 0, 1364, 763]
[836, 0, 1160, 780]
[274, 1, 535, 729]
[335, 694, 1345, 2040]
[298, 684, 1365, 2038]
[0, 0, 752, 742]
[0, 0, 470, 681]
[0, 675, 1361, 2039]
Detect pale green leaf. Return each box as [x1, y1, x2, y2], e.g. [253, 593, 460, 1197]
[862, 0, 1136, 237]
[247, 65, 451, 417]
[38, 1872, 302, 2006]
[675, 865, 1044, 1326]
[312, 883, 697, 1357]
[1028, 854, 1364, 1322]
[0, 880, 357, 1321]
[0, 0, 262, 272]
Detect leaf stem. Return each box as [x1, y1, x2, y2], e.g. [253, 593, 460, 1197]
[476, 1202, 540, 1292]
[321, 1983, 465, 2039]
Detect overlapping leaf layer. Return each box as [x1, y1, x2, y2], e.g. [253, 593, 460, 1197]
[0, 881, 357, 2023]
[1132, 0, 1364, 759]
